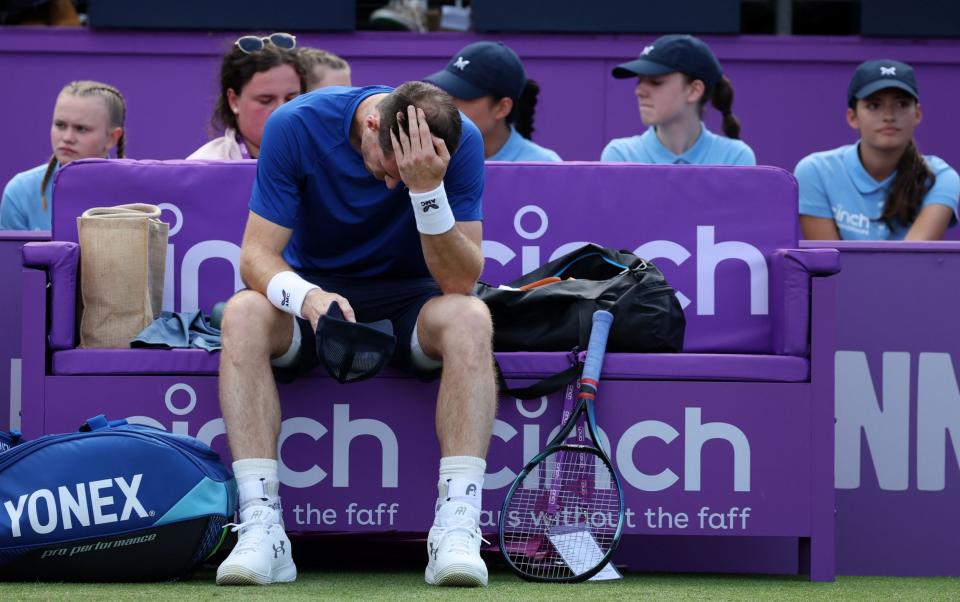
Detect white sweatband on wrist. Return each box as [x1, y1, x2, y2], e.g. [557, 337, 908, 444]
[409, 182, 455, 235]
[266, 271, 319, 319]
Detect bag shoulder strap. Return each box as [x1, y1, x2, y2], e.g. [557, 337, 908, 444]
[494, 355, 583, 400]
[79, 414, 130, 432]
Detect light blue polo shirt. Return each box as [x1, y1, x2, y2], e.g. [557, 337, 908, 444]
[600, 123, 756, 166]
[795, 143, 960, 240]
[488, 127, 561, 162]
[0, 162, 56, 231]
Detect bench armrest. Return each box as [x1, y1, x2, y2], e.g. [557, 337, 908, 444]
[770, 248, 840, 356]
[22, 241, 79, 350]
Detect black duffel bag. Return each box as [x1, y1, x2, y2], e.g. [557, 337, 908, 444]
[476, 244, 685, 354]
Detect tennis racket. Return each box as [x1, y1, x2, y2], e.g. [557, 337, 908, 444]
[499, 310, 624, 582]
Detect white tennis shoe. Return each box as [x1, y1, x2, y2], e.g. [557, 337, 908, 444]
[216, 506, 297, 586]
[425, 501, 489, 587]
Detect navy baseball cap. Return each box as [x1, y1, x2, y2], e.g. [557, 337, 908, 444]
[425, 41, 527, 102]
[847, 59, 919, 105]
[612, 34, 722, 88]
[315, 302, 396, 384]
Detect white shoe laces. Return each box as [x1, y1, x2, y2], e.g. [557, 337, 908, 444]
[225, 514, 273, 555]
[438, 524, 491, 557]
[443, 527, 490, 554]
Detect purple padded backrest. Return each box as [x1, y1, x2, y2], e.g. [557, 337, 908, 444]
[53, 159, 255, 316]
[478, 162, 800, 353]
[52, 160, 801, 353]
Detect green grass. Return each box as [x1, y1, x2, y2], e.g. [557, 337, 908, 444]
[3, 569, 959, 601]
[3, 540, 957, 600]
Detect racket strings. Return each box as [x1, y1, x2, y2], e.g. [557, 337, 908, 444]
[501, 448, 621, 580]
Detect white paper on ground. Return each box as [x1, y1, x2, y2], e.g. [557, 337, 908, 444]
[588, 561, 622, 581]
[547, 528, 622, 581]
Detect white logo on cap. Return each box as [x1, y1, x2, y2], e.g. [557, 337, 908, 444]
[641, 45, 655, 56]
[453, 56, 470, 70]
[880, 66, 897, 76]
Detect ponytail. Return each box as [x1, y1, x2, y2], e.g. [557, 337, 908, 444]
[506, 79, 540, 140]
[710, 76, 741, 139]
[39, 155, 57, 212]
[882, 140, 935, 227]
[686, 74, 742, 139]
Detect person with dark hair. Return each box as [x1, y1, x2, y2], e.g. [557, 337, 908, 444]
[296, 47, 352, 90]
[601, 34, 755, 165]
[0, 0, 80, 26]
[795, 60, 958, 240]
[188, 33, 305, 160]
[214, 81, 493, 588]
[1, 80, 125, 231]
[425, 41, 561, 162]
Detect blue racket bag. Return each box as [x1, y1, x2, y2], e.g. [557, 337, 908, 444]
[0, 415, 236, 581]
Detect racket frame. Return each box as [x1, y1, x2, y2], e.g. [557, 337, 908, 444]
[498, 311, 625, 583]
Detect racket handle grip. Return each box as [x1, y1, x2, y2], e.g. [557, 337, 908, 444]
[582, 310, 614, 383]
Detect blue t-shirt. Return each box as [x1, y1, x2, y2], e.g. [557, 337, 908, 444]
[600, 123, 756, 166]
[250, 86, 485, 278]
[795, 143, 960, 240]
[488, 127, 561, 162]
[0, 162, 56, 231]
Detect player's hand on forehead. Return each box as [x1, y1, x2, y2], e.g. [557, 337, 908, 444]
[390, 104, 450, 193]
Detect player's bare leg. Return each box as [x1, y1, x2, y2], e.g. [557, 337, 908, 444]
[416, 294, 496, 586]
[216, 290, 297, 586]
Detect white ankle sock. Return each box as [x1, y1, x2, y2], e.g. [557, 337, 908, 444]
[437, 456, 485, 512]
[233, 458, 282, 524]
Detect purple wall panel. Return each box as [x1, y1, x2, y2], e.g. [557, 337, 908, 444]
[803, 241, 960, 575]
[36, 375, 815, 540]
[2, 29, 959, 197]
[0, 241, 20, 432]
[0, 233, 49, 431]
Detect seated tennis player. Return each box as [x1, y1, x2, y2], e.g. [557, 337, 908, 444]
[215, 81, 495, 587]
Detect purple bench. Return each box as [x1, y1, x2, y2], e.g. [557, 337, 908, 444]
[20, 159, 839, 580]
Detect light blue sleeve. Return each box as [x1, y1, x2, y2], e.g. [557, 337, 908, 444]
[921, 162, 960, 213]
[541, 147, 562, 162]
[731, 142, 757, 166]
[600, 139, 629, 162]
[0, 177, 31, 231]
[794, 155, 834, 219]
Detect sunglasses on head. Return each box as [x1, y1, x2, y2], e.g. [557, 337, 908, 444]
[234, 32, 297, 54]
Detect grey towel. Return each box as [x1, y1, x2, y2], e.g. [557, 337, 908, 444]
[131, 310, 222, 352]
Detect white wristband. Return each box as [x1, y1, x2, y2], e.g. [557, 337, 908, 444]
[409, 182, 455, 235]
[266, 271, 319, 319]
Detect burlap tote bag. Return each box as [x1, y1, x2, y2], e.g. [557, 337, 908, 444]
[77, 203, 169, 348]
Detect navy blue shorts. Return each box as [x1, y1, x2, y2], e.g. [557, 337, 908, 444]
[273, 273, 443, 382]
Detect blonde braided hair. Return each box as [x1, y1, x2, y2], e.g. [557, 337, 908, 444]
[41, 80, 127, 211]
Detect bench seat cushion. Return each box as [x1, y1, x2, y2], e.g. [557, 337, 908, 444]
[51, 349, 809, 382]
